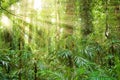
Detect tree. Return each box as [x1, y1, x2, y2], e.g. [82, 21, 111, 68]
[79, 0, 93, 36]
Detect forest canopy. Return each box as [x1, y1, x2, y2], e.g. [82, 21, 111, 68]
[0, 0, 120, 80]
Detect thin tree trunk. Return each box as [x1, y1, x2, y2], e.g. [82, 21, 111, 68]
[18, 39, 22, 80]
[34, 58, 37, 80]
[80, 0, 93, 36]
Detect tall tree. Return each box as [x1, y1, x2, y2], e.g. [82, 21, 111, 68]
[80, 0, 93, 36]
[64, 0, 75, 37]
[64, 0, 75, 79]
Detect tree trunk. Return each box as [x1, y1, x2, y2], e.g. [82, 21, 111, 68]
[80, 0, 93, 36]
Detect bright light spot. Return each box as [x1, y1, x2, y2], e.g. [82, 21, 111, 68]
[51, 18, 56, 23]
[28, 0, 32, 3]
[16, 3, 20, 14]
[60, 28, 63, 33]
[11, 5, 15, 10]
[1, 15, 11, 28]
[51, 12, 55, 16]
[24, 27, 29, 44]
[0, 26, 4, 29]
[26, 17, 31, 23]
[25, 27, 29, 32]
[25, 34, 29, 43]
[17, 2, 20, 6]
[34, 0, 42, 10]
[16, 9, 20, 14]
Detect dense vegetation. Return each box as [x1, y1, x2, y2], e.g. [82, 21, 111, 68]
[0, 0, 120, 80]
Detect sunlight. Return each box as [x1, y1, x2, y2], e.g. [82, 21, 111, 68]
[11, 5, 15, 10]
[33, 0, 42, 10]
[60, 28, 63, 33]
[25, 34, 29, 43]
[16, 9, 20, 14]
[1, 15, 11, 28]
[16, 3, 20, 14]
[51, 18, 56, 23]
[24, 27, 29, 44]
[28, 0, 32, 3]
[0, 26, 3, 29]
[26, 17, 31, 23]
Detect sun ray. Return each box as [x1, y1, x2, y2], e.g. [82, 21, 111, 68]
[33, 0, 42, 11]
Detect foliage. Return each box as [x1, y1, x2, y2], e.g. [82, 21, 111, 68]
[0, 0, 120, 80]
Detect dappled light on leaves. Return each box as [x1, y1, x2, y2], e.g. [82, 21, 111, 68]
[1, 14, 12, 29]
[0, 0, 120, 80]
